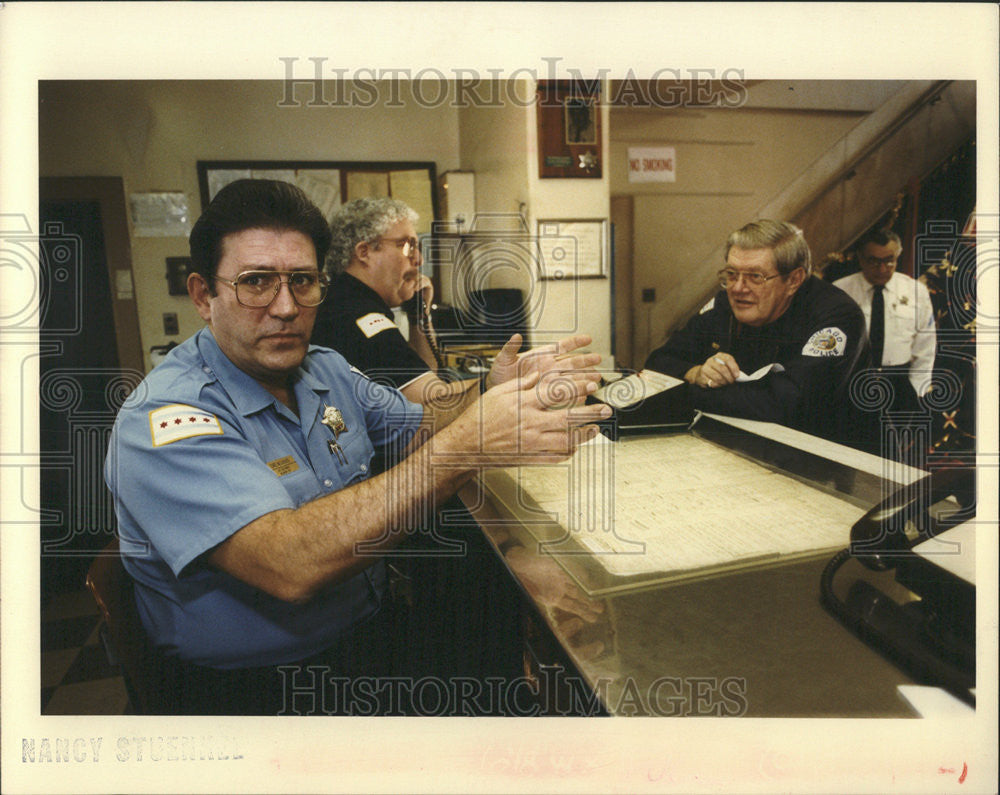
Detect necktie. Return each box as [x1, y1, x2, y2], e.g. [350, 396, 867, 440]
[869, 285, 885, 368]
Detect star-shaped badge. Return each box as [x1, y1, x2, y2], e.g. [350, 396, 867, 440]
[321, 405, 347, 438]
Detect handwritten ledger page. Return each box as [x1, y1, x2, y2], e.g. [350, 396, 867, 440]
[491, 434, 866, 579]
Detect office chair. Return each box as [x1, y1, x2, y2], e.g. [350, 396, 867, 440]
[85, 539, 157, 714]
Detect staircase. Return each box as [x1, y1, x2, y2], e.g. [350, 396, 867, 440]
[763, 80, 975, 268]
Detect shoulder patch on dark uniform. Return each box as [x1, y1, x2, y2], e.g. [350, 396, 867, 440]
[356, 312, 396, 338]
[802, 327, 847, 357]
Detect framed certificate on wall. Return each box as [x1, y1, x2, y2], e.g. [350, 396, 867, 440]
[536, 218, 608, 280]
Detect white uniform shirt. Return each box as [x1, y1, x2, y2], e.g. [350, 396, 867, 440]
[834, 270, 936, 396]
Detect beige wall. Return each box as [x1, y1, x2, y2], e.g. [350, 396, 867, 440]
[454, 82, 613, 360]
[448, 85, 531, 310]
[527, 96, 612, 360]
[458, 84, 531, 218]
[39, 80, 462, 371]
[610, 105, 864, 365]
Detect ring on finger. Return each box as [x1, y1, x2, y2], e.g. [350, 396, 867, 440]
[707, 378, 713, 387]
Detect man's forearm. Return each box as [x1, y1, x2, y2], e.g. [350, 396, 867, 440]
[645, 342, 700, 380]
[690, 376, 799, 424]
[208, 424, 477, 602]
[400, 373, 480, 437]
[210, 375, 608, 602]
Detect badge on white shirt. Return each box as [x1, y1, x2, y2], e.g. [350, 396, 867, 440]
[149, 404, 223, 446]
[356, 312, 396, 338]
[802, 327, 847, 357]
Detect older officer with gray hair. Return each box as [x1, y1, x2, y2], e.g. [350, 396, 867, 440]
[645, 219, 873, 447]
[313, 197, 598, 406]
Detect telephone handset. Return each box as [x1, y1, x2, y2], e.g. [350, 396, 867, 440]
[849, 466, 975, 571]
[403, 288, 445, 370]
[821, 467, 976, 706]
[401, 291, 422, 322]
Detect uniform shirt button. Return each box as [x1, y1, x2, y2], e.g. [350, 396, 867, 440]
[323, 478, 333, 487]
[202, 366, 211, 374]
[360, 464, 368, 472]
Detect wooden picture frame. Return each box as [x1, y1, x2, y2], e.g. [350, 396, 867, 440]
[536, 81, 602, 179]
[536, 218, 608, 280]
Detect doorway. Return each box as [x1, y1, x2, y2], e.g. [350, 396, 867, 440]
[38, 177, 143, 598]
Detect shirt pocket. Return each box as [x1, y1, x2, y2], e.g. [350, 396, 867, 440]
[887, 300, 919, 343]
[334, 430, 375, 486]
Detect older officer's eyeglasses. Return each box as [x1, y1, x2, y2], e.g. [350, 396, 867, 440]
[214, 270, 330, 308]
[378, 236, 420, 259]
[717, 268, 784, 288]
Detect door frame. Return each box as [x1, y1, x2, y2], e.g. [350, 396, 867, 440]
[610, 195, 634, 370]
[39, 177, 144, 375]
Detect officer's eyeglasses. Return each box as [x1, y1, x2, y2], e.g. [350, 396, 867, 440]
[717, 268, 784, 288]
[861, 255, 898, 268]
[213, 270, 330, 308]
[378, 236, 419, 259]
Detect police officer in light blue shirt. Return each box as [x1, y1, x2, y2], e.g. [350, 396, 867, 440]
[104, 178, 609, 714]
[106, 327, 422, 671]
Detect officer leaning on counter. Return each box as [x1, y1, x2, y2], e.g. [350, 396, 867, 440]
[645, 219, 875, 449]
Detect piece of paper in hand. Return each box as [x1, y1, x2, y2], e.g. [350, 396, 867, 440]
[736, 362, 785, 382]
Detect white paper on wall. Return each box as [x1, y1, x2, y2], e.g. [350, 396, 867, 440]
[129, 192, 191, 237]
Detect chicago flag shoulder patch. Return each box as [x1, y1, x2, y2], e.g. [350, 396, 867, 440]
[149, 404, 223, 446]
[356, 312, 396, 338]
[802, 327, 847, 357]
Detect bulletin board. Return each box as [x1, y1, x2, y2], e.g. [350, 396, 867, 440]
[196, 160, 438, 233]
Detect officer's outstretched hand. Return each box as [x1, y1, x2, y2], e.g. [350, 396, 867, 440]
[445, 370, 611, 467]
[485, 333, 602, 395]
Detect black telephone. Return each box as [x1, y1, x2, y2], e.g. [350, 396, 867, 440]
[849, 466, 975, 571]
[821, 467, 976, 706]
[401, 289, 422, 319]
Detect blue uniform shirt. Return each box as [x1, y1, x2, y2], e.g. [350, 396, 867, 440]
[104, 328, 424, 669]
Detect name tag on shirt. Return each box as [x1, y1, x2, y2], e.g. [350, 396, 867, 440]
[267, 455, 300, 476]
[356, 312, 396, 338]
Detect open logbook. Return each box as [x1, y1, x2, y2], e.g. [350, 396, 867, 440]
[481, 419, 887, 594]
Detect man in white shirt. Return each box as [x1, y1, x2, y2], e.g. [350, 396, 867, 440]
[834, 228, 936, 408]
